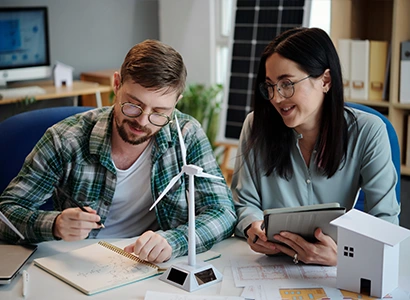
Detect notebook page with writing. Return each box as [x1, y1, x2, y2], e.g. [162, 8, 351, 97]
[34, 241, 160, 295]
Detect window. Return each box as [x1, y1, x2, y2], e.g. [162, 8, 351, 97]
[344, 245, 355, 258]
[218, 0, 331, 141]
[215, 0, 234, 90]
[308, 0, 330, 34]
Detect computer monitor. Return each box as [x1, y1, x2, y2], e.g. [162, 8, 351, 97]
[0, 7, 51, 87]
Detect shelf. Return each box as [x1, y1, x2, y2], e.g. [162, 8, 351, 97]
[401, 165, 410, 176]
[332, 0, 410, 174]
[392, 103, 410, 110]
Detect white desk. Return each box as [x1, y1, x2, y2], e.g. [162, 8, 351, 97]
[1, 237, 409, 299]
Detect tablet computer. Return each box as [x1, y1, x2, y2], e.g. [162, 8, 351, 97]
[263, 203, 346, 244]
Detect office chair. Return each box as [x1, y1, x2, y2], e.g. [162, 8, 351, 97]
[0, 106, 93, 210]
[345, 102, 401, 211]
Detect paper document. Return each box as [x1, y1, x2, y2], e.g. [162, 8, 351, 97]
[230, 255, 336, 288]
[220, 267, 243, 297]
[241, 285, 268, 300]
[242, 286, 332, 300]
[144, 291, 244, 300]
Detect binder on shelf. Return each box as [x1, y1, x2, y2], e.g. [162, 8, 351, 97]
[338, 39, 352, 99]
[350, 40, 370, 100]
[382, 43, 391, 101]
[406, 115, 410, 167]
[369, 41, 388, 101]
[400, 41, 410, 104]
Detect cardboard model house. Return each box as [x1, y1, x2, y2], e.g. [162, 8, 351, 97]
[53, 61, 74, 87]
[330, 209, 410, 298]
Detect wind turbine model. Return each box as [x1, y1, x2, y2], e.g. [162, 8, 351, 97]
[0, 211, 25, 239]
[149, 115, 223, 292]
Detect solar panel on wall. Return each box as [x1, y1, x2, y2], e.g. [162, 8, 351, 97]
[224, 0, 307, 139]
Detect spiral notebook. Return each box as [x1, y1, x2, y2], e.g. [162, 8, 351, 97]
[34, 241, 162, 295]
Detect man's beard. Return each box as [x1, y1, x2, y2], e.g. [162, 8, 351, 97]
[115, 117, 154, 145]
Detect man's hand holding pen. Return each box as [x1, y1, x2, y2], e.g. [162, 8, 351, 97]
[53, 206, 104, 241]
[52, 189, 105, 241]
[69, 197, 105, 228]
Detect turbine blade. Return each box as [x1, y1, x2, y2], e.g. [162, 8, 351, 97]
[196, 172, 224, 180]
[174, 115, 187, 166]
[0, 211, 25, 240]
[149, 171, 184, 210]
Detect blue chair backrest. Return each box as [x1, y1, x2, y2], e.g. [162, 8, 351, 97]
[345, 102, 401, 210]
[0, 106, 93, 210]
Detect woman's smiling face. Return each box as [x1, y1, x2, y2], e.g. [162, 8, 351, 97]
[264, 53, 327, 132]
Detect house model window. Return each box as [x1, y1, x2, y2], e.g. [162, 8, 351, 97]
[343, 246, 354, 258]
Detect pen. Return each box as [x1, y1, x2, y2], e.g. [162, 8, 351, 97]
[22, 270, 29, 297]
[252, 221, 265, 243]
[58, 189, 105, 228]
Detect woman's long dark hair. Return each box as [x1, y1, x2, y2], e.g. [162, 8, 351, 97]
[245, 27, 353, 179]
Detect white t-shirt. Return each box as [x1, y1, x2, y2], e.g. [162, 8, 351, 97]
[97, 142, 159, 238]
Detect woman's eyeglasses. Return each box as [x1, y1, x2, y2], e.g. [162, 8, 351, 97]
[259, 75, 311, 100]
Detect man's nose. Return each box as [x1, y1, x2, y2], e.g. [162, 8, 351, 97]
[136, 112, 150, 126]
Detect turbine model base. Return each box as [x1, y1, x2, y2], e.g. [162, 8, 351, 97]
[159, 262, 223, 292]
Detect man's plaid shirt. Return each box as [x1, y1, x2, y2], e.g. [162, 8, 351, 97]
[0, 107, 236, 258]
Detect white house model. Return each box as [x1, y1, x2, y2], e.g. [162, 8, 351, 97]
[330, 209, 410, 298]
[53, 61, 74, 87]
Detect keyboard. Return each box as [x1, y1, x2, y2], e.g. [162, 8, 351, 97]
[0, 86, 47, 100]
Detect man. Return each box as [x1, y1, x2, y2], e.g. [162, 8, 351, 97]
[0, 40, 236, 263]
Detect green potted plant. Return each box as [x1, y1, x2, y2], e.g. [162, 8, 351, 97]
[177, 83, 223, 149]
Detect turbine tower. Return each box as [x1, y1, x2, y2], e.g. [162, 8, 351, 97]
[149, 115, 223, 292]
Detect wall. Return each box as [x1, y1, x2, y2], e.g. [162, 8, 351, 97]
[1, 0, 159, 79]
[159, 0, 214, 86]
[0, 0, 159, 120]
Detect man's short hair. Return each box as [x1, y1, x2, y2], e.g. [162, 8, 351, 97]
[120, 39, 187, 97]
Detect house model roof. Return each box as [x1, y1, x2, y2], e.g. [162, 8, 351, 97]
[54, 61, 74, 70]
[330, 209, 410, 247]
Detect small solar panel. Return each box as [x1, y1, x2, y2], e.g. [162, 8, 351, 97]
[224, 0, 307, 139]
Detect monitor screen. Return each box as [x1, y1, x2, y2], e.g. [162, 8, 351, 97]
[0, 7, 51, 86]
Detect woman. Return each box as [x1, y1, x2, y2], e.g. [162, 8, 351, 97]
[232, 27, 400, 266]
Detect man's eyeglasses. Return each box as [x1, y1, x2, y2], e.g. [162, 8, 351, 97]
[259, 75, 311, 100]
[120, 102, 172, 127]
